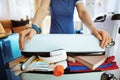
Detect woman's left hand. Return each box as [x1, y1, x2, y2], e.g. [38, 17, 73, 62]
[92, 29, 112, 48]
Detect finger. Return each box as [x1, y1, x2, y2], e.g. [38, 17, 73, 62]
[19, 29, 31, 50]
[105, 36, 112, 47]
[103, 37, 109, 48]
[26, 29, 36, 42]
[102, 32, 111, 48]
[100, 34, 106, 48]
[108, 36, 112, 43]
[100, 32, 109, 48]
[19, 31, 25, 50]
[96, 30, 105, 48]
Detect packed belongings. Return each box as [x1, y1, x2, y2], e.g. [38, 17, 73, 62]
[7, 34, 119, 80]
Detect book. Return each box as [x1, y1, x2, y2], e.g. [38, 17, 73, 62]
[74, 55, 107, 70]
[26, 57, 51, 71]
[11, 56, 35, 71]
[8, 56, 28, 68]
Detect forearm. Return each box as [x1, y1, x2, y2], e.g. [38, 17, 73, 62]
[32, 7, 49, 27]
[76, 3, 112, 48]
[79, 9, 97, 32]
[76, 3, 96, 32]
[32, 0, 50, 28]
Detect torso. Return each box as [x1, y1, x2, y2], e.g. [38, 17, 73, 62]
[50, 0, 78, 34]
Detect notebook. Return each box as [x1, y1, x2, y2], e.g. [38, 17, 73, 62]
[75, 55, 107, 70]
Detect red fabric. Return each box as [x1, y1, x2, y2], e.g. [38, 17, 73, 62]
[70, 62, 118, 72]
[68, 61, 84, 66]
[104, 56, 115, 63]
[68, 56, 115, 66]
[67, 56, 118, 72]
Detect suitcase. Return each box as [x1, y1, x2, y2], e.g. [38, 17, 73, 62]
[0, 34, 21, 80]
[94, 13, 120, 80]
[20, 34, 105, 80]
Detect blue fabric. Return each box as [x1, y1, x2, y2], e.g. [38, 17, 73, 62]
[0, 42, 7, 80]
[9, 34, 21, 59]
[68, 62, 114, 71]
[50, 0, 81, 34]
[0, 34, 21, 80]
[3, 40, 15, 80]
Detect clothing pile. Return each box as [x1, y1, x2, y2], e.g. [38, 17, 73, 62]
[67, 56, 118, 72]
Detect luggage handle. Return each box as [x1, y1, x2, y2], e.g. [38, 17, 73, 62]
[94, 15, 107, 22]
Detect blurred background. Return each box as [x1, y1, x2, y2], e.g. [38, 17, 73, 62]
[0, 0, 120, 80]
[0, 0, 120, 33]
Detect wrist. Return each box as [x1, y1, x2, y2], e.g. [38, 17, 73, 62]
[89, 25, 97, 32]
[31, 24, 41, 34]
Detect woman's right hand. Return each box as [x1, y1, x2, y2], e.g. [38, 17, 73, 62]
[19, 28, 37, 50]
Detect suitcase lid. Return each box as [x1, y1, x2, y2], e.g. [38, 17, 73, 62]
[22, 34, 105, 56]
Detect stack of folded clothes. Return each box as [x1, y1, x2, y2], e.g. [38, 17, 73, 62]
[67, 56, 118, 72]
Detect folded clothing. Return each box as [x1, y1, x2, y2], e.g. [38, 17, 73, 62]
[67, 56, 118, 72]
[68, 62, 118, 72]
[68, 56, 115, 66]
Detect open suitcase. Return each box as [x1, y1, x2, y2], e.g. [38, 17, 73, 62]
[18, 34, 106, 80]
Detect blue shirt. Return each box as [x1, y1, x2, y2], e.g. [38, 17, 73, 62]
[50, 0, 82, 34]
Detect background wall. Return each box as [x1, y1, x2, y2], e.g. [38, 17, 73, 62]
[85, 0, 118, 18]
[0, 0, 34, 20]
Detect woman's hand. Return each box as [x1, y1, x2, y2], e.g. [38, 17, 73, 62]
[19, 28, 37, 50]
[92, 29, 112, 48]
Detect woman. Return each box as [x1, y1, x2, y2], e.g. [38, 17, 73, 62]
[19, 0, 111, 50]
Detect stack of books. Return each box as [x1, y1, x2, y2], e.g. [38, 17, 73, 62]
[8, 55, 68, 75]
[8, 54, 119, 75]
